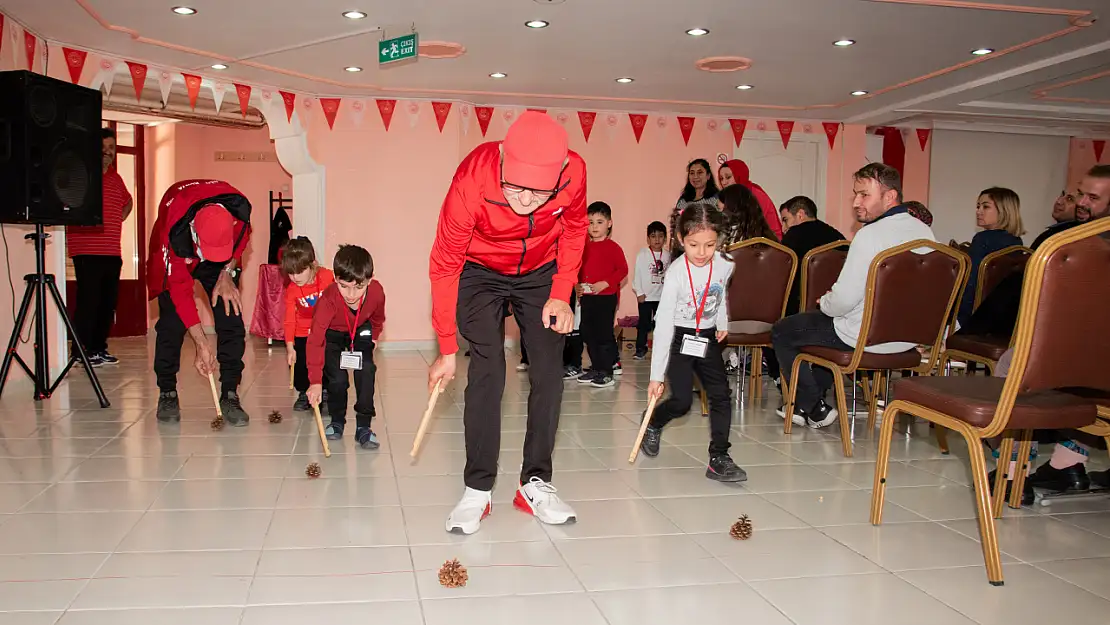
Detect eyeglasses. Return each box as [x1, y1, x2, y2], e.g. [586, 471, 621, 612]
[501, 182, 555, 202]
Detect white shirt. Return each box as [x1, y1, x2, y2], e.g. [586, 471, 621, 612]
[650, 253, 734, 381]
[632, 247, 671, 302]
[820, 212, 936, 353]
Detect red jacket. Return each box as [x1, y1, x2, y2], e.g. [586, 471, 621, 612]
[147, 180, 252, 329]
[750, 183, 783, 240]
[429, 141, 588, 354]
[579, 238, 627, 296]
[306, 281, 386, 385]
[284, 267, 335, 343]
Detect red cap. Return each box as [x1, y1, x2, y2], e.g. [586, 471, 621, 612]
[193, 204, 236, 262]
[501, 111, 568, 191]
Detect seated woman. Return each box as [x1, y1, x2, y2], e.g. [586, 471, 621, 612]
[957, 187, 1024, 327]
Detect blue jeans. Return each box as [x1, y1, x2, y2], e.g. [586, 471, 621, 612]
[771, 311, 851, 412]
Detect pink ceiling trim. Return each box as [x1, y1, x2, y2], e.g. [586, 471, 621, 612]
[70, 0, 1094, 111]
[1032, 69, 1110, 105]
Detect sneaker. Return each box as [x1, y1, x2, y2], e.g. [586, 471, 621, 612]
[97, 350, 119, 364]
[563, 366, 582, 380]
[987, 468, 1035, 506]
[325, 422, 344, 440]
[83, 352, 104, 368]
[577, 370, 599, 384]
[707, 454, 748, 483]
[514, 477, 577, 525]
[355, 426, 380, 450]
[640, 411, 662, 457]
[446, 486, 492, 534]
[293, 393, 310, 412]
[219, 391, 250, 426]
[805, 400, 838, 429]
[516, 362, 529, 372]
[591, 375, 615, 388]
[156, 391, 181, 422]
[613, 361, 623, 375]
[775, 404, 807, 427]
[1028, 462, 1090, 494]
[633, 349, 647, 360]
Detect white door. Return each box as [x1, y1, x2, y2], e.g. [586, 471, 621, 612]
[734, 133, 827, 211]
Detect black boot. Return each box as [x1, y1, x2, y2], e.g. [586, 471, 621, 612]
[987, 468, 1034, 506]
[1028, 462, 1090, 494]
[157, 391, 181, 422]
[219, 391, 250, 427]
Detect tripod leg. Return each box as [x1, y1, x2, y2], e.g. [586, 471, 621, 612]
[0, 281, 38, 397]
[46, 278, 109, 408]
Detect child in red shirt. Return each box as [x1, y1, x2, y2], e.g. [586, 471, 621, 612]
[281, 237, 335, 412]
[575, 201, 628, 388]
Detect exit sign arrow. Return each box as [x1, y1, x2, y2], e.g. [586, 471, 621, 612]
[379, 33, 418, 65]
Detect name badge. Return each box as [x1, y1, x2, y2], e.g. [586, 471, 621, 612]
[340, 351, 363, 370]
[680, 334, 709, 358]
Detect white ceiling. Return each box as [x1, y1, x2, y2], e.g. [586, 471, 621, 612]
[3, 0, 1109, 129]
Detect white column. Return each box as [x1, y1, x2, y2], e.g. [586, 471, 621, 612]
[261, 98, 327, 255]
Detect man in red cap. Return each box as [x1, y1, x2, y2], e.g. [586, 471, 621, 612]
[429, 111, 587, 534]
[147, 180, 252, 424]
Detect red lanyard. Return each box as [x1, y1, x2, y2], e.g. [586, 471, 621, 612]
[344, 293, 366, 349]
[685, 256, 713, 329]
[649, 248, 660, 265]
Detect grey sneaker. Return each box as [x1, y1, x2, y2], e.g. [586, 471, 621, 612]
[219, 391, 250, 427]
[355, 426, 380, 450]
[156, 391, 181, 422]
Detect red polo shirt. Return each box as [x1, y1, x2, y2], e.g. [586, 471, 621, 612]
[67, 170, 131, 257]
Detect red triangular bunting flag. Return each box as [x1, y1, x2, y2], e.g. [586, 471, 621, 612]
[677, 116, 695, 146]
[432, 101, 452, 132]
[125, 62, 147, 102]
[916, 128, 932, 151]
[182, 73, 202, 110]
[63, 48, 87, 84]
[0, 15, 4, 58]
[234, 83, 252, 118]
[475, 106, 494, 136]
[376, 99, 397, 131]
[279, 91, 296, 122]
[578, 111, 596, 142]
[728, 119, 748, 147]
[1093, 139, 1105, 162]
[629, 114, 648, 143]
[822, 122, 840, 149]
[777, 120, 795, 149]
[24, 31, 37, 71]
[319, 97, 341, 129]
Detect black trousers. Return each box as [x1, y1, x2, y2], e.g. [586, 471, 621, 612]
[154, 263, 245, 394]
[322, 327, 376, 428]
[651, 327, 733, 456]
[458, 261, 564, 491]
[771, 311, 851, 412]
[636, 300, 659, 352]
[580, 293, 618, 376]
[72, 255, 122, 354]
[563, 290, 582, 368]
[292, 336, 332, 393]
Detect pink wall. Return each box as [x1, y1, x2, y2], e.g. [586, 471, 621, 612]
[1067, 138, 1108, 192]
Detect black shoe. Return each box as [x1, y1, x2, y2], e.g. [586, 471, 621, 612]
[98, 350, 119, 364]
[590, 374, 615, 388]
[804, 400, 839, 429]
[1090, 469, 1110, 490]
[707, 454, 748, 483]
[156, 391, 181, 422]
[1028, 462, 1090, 494]
[219, 391, 250, 427]
[355, 426, 380, 450]
[640, 412, 662, 457]
[325, 422, 344, 440]
[563, 366, 582, 380]
[633, 349, 647, 360]
[987, 469, 1035, 506]
[293, 393, 310, 412]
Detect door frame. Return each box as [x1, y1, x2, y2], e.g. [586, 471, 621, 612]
[732, 130, 829, 209]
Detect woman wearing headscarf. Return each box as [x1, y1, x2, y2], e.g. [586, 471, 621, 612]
[719, 159, 783, 240]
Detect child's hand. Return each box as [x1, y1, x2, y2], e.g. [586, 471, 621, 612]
[307, 384, 323, 407]
[591, 281, 608, 293]
[637, 294, 646, 304]
[647, 381, 665, 401]
[286, 349, 296, 367]
[716, 330, 729, 343]
[575, 283, 585, 296]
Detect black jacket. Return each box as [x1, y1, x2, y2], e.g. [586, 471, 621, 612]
[781, 219, 847, 315]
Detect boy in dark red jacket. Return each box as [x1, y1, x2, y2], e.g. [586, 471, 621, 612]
[576, 201, 628, 388]
[306, 245, 386, 450]
[147, 180, 251, 424]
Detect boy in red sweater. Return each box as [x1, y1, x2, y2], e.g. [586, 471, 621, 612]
[306, 245, 386, 450]
[576, 201, 628, 388]
[281, 237, 335, 412]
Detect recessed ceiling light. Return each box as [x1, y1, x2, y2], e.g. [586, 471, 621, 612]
[616, 77, 634, 84]
[971, 48, 994, 56]
[736, 84, 753, 90]
[686, 28, 710, 36]
[210, 63, 228, 70]
[851, 90, 869, 96]
[833, 39, 855, 47]
[171, 6, 196, 15]
[489, 72, 507, 79]
[342, 10, 367, 19]
[525, 20, 549, 28]
[344, 66, 363, 72]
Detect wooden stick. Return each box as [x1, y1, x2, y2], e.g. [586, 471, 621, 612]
[207, 373, 223, 418]
[628, 396, 660, 463]
[410, 380, 443, 458]
[312, 402, 331, 458]
[289, 365, 295, 390]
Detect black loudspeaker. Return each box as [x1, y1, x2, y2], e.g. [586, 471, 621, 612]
[0, 70, 103, 226]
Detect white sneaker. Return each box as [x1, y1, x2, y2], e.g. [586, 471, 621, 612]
[445, 487, 492, 535]
[775, 405, 806, 427]
[513, 477, 577, 525]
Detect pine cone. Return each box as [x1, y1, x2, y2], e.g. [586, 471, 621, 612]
[438, 558, 468, 588]
[210, 415, 224, 431]
[268, 410, 283, 424]
[730, 515, 753, 540]
[305, 462, 322, 479]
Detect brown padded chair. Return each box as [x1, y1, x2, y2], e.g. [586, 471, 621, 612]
[782, 240, 966, 457]
[725, 238, 798, 402]
[872, 219, 1110, 586]
[799, 241, 850, 313]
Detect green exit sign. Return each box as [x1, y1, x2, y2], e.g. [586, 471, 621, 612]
[379, 33, 418, 65]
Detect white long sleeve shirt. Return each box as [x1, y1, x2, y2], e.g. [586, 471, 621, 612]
[632, 247, 671, 302]
[650, 253, 734, 381]
[819, 212, 936, 353]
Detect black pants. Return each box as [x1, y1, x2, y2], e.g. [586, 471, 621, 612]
[458, 261, 564, 491]
[563, 290, 582, 368]
[636, 301, 659, 352]
[580, 293, 618, 376]
[771, 311, 851, 412]
[154, 263, 245, 394]
[292, 337, 331, 393]
[72, 255, 122, 354]
[651, 327, 732, 456]
[322, 327, 376, 428]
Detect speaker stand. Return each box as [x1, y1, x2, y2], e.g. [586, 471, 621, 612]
[0, 225, 109, 407]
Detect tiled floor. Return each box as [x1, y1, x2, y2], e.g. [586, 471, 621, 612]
[1, 337, 1109, 624]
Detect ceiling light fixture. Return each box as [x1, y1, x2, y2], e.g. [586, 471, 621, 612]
[851, 90, 868, 96]
[211, 63, 228, 70]
[489, 72, 507, 78]
[342, 10, 367, 19]
[171, 6, 197, 15]
[833, 39, 855, 47]
[736, 84, 753, 90]
[344, 66, 363, 72]
[971, 48, 994, 56]
[686, 28, 710, 36]
[616, 77, 634, 84]
[525, 20, 549, 28]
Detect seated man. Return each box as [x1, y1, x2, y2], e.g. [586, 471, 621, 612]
[771, 163, 935, 428]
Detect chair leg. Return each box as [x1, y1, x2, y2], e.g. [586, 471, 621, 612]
[1009, 430, 1034, 510]
[935, 425, 950, 455]
[783, 356, 803, 435]
[870, 398, 900, 525]
[867, 371, 884, 433]
[992, 434, 1015, 519]
[739, 347, 748, 404]
[834, 368, 853, 457]
[963, 429, 1006, 586]
[752, 347, 763, 401]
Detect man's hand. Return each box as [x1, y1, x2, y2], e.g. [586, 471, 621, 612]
[286, 343, 296, 367]
[193, 339, 216, 376]
[542, 298, 573, 334]
[590, 281, 609, 293]
[211, 271, 242, 316]
[307, 383, 323, 406]
[637, 294, 646, 304]
[647, 381, 665, 401]
[429, 353, 456, 393]
[574, 283, 585, 297]
[716, 330, 729, 343]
